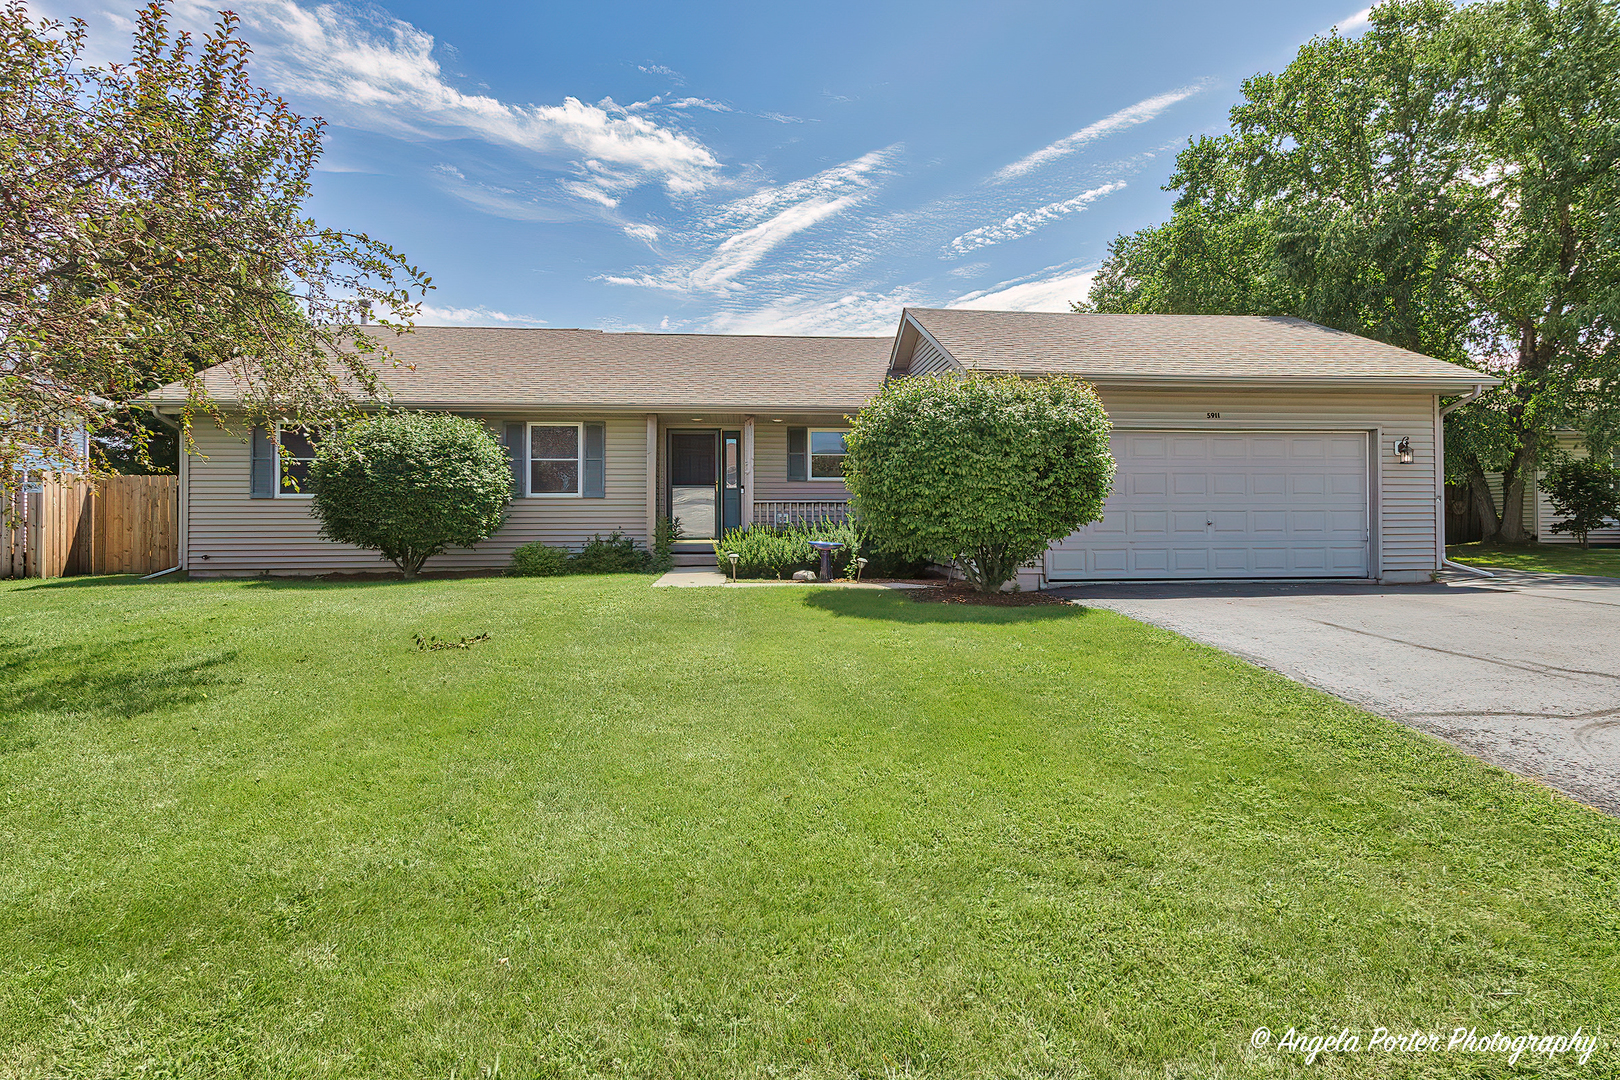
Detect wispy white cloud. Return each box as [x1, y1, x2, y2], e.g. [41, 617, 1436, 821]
[947, 181, 1125, 254]
[993, 84, 1207, 181]
[622, 222, 661, 244]
[1333, 7, 1374, 34]
[701, 288, 920, 336]
[602, 146, 900, 298]
[667, 97, 732, 112]
[417, 303, 546, 326]
[638, 62, 684, 84]
[428, 163, 599, 222]
[177, 1, 721, 202]
[949, 265, 1098, 312]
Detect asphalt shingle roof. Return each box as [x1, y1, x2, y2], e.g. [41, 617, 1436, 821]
[150, 326, 893, 411]
[905, 309, 1495, 386]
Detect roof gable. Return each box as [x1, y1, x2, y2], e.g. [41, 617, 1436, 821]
[899, 308, 1498, 389]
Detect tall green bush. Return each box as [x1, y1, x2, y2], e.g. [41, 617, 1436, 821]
[308, 412, 511, 577]
[1544, 456, 1620, 548]
[843, 374, 1114, 592]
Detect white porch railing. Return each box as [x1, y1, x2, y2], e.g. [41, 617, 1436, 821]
[751, 500, 851, 528]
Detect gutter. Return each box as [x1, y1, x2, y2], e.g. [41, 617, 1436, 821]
[1435, 383, 1494, 578]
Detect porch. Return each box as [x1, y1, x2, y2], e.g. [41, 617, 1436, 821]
[645, 413, 853, 547]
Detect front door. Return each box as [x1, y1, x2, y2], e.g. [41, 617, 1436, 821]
[669, 431, 719, 540]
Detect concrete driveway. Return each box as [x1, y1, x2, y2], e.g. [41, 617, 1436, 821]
[1050, 570, 1620, 815]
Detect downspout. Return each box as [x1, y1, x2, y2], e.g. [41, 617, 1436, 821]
[144, 407, 185, 580]
[1437, 384, 1493, 578]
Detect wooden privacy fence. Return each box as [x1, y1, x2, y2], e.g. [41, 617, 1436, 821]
[2, 475, 179, 579]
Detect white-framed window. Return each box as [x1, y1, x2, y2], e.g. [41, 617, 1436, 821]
[808, 429, 849, 480]
[528, 422, 582, 496]
[275, 425, 318, 497]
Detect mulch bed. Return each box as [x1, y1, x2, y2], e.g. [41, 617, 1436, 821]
[908, 582, 1072, 607]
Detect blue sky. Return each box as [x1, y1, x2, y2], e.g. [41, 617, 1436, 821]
[55, 0, 1370, 335]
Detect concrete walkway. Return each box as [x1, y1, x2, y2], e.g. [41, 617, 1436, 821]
[1050, 570, 1620, 815]
[652, 566, 927, 589]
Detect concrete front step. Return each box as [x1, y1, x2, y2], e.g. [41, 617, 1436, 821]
[671, 550, 716, 567]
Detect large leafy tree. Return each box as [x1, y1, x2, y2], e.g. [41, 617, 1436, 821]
[1083, 0, 1620, 542]
[843, 374, 1115, 593]
[1, 1, 430, 498]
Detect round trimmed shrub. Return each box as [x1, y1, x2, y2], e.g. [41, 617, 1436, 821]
[843, 374, 1115, 592]
[308, 411, 511, 577]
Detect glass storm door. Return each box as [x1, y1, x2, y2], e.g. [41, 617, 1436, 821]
[722, 430, 742, 534]
[669, 431, 719, 540]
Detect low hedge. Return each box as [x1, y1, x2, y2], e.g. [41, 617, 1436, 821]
[711, 522, 926, 580]
[510, 531, 652, 577]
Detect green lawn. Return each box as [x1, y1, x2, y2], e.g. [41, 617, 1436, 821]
[1448, 540, 1620, 578]
[1, 575, 1615, 1078]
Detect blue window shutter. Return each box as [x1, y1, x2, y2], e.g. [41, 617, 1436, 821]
[504, 422, 525, 498]
[583, 423, 606, 498]
[250, 425, 274, 498]
[787, 427, 807, 481]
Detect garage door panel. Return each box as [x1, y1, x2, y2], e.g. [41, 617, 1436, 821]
[1172, 548, 1210, 571]
[1047, 430, 1369, 581]
[1133, 549, 1169, 572]
[1292, 547, 1329, 571]
[1291, 510, 1328, 534]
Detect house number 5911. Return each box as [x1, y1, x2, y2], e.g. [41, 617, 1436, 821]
[1206, 412, 1221, 419]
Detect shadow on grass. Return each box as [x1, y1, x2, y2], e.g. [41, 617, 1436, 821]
[0, 635, 235, 733]
[7, 574, 153, 590]
[802, 588, 1085, 624]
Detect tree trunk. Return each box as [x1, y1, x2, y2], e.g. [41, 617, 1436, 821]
[1496, 442, 1539, 544]
[1466, 470, 1501, 541]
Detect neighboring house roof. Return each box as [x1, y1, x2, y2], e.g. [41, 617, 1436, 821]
[894, 308, 1501, 390]
[147, 326, 892, 411]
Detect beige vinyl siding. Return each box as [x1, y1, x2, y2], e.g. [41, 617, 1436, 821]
[751, 416, 854, 503]
[1088, 386, 1440, 578]
[909, 336, 959, 377]
[1534, 434, 1620, 545]
[186, 414, 649, 574]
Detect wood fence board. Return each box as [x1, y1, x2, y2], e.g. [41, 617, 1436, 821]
[0, 474, 176, 579]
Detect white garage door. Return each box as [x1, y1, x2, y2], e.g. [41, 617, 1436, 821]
[1047, 431, 1370, 580]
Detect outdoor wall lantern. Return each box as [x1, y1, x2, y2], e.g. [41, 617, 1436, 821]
[1395, 436, 1414, 464]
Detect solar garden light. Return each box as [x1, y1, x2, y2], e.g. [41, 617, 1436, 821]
[856, 556, 869, 582]
[726, 551, 739, 581]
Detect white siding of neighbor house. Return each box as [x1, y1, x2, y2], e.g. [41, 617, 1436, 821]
[1086, 386, 1441, 580]
[185, 414, 649, 574]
